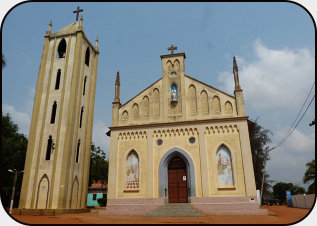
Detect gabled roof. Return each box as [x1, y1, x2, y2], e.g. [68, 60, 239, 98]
[120, 77, 162, 108]
[52, 22, 79, 37]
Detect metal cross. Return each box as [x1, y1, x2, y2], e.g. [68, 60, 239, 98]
[73, 6, 83, 21]
[168, 44, 177, 54]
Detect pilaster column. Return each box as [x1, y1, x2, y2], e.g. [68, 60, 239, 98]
[198, 126, 209, 196]
[146, 130, 154, 198]
[239, 121, 257, 196]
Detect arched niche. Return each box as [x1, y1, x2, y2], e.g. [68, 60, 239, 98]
[216, 145, 234, 186]
[200, 90, 209, 114]
[212, 95, 221, 113]
[132, 103, 139, 119]
[71, 176, 79, 209]
[225, 101, 233, 114]
[125, 150, 139, 190]
[142, 96, 149, 118]
[122, 110, 128, 120]
[36, 174, 49, 209]
[153, 88, 160, 118]
[189, 85, 197, 114]
[171, 83, 178, 102]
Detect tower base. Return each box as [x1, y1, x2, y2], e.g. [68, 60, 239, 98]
[11, 208, 90, 216]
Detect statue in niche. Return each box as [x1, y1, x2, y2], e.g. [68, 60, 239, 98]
[171, 84, 178, 102]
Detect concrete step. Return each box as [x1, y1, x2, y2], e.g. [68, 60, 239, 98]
[144, 204, 205, 217]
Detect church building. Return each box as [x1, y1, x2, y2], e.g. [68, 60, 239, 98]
[105, 46, 267, 215]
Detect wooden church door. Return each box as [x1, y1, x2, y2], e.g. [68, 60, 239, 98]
[168, 156, 188, 203]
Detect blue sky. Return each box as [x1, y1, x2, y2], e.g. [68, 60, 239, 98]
[1, 0, 315, 199]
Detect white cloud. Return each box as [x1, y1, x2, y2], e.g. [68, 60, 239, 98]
[274, 128, 315, 154]
[218, 39, 314, 111]
[92, 120, 110, 158]
[218, 39, 315, 189]
[2, 103, 31, 136]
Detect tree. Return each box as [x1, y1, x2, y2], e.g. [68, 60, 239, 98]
[1, 113, 28, 207]
[248, 119, 273, 196]
[303, 159, 315, 194]
[88, 143, 109, 186]
[2, 54, 6, 68]
[273, 182, 305, 203]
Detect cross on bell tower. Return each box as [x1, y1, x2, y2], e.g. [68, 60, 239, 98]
[168, 44, 177, 54]
[73, 6, 83, 21]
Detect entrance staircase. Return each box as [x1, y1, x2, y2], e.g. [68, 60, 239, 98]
[145, 203, 205, 217]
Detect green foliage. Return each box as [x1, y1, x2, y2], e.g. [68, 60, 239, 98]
[303, 159, 315, 194]
[88, 143, 109, 186]
[2, 54, 6, 69]
[1, 113, 28, 207]
[290, 185, 305, 195]
[273, 182, 305, 203]
[97, 198, 107, 207]
[248, 119, 273, 195]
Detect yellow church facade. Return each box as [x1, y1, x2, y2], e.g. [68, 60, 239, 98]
[105, 49, 266, 215]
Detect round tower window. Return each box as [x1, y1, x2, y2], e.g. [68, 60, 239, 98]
[157, 139, 163, 146]
[189, 137, 196, 144]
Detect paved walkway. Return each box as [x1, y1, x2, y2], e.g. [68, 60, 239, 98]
[8, 205, 313, 224]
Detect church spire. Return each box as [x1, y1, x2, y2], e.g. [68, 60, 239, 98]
[233, 56, 245, 116]
[233, 56, 241, 91]
[45, 20, 52, 37]
[114, 71, 120, 103]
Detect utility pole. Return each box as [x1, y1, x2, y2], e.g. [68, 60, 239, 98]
[260, 147, 275, 205]
[8, 169, 23, 214]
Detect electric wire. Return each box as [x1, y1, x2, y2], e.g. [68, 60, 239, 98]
[276, 82, 315, 148]
[275, 94, 315, 148]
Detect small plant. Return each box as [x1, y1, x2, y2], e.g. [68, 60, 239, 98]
[97, 198, 107, 207]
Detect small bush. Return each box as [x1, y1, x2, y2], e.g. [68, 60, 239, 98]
[97, 198, 107, 207]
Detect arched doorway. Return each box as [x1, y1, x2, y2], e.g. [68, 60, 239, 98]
[168, 156, 188, 203]
[158, 148, 196, 203]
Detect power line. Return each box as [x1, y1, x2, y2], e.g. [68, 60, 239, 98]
[275, 94, 315, 149]
[276, 82, 315, 148]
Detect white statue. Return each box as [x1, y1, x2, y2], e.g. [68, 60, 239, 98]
[171, 87, 177, 101]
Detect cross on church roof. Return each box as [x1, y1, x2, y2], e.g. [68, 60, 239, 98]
[168, 44, 177, 54]
[73, 6, 83, 21]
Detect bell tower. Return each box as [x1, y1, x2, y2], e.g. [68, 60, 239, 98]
[19, 9, 99, 213]
[161, 44, 187, 122]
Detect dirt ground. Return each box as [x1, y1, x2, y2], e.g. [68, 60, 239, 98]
[8, 205, 315, 225]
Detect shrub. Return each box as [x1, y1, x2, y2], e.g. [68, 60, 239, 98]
[97, 198, 107, 207]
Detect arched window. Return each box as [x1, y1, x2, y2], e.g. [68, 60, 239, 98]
[50, 101, 57, 124]
[45, 136, 53, 160]
[216, 145, 233, 186]
[57, 38, 67, 58]
[83, 76, 87, 95]
[55, 69, 61, 90]
[76, 140, 80, 163]
[79, 107, 84, 128]
[126, 151, 139, 189]
[85, 47, 90, 66]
